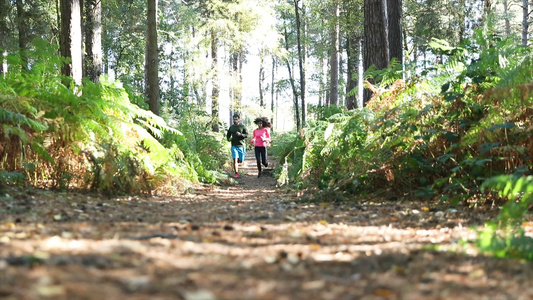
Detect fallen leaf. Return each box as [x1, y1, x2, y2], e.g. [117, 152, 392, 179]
[309, 244, 321, 250]
[285, 216, 297, 221]
[36, 285, 66, 297]
[374, 288, 394, 297]
[183, 289, 215, 300]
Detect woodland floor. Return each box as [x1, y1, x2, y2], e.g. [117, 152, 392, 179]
[1, 152, 533, 300]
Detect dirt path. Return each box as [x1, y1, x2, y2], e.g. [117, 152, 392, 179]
[1, 152, 532, 300]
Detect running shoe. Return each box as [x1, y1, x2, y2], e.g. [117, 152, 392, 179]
[234, 173, 240, 178]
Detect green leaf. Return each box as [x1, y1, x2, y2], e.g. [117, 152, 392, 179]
[437, 154, 454, 163]
[489, 122, 515, 131]
[480, 142, 500, 155]
[31, 141, 55, 165]
[443, 131, 460, 142]
[441, 82, 450, 93]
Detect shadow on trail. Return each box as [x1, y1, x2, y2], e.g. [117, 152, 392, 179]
[1, 152, 531, 299]
[227, 150, 278, 190]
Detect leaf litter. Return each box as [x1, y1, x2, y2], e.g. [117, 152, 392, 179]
[0, 154, 532, 300]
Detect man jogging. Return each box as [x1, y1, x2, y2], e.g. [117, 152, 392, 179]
[226, 113, 248, 178]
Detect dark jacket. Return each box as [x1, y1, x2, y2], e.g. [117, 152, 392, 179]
[227, 124, 248, 147]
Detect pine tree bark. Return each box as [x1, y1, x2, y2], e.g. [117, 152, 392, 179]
[504, 0, 511, 36]
[60, 0, 83, 86]
[363, 0, 389, 105]
[522, 0, 529, 46]
[238, 50, 244, 115]
[259, 49, 266, 108]
[16, 0, 28, 69]
[294, 0, 306, 126]
[346, 36, 360, 110]
[230, 49, 243, 120]
[318, 57, 324, 107]
[387, 0, 402, 65]
[328, 1, 339, 106]
[271, 57, 276, 113]
[0, 0, 9, 75]
[145, 0, 159, 115]
[283, 26, 300, 131]
[211, 30, 219, 132]
[84, 0, 102, 83]
[344, 0, 362, 110]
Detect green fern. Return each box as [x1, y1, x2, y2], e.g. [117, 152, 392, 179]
[482, 175, 533, 226]
[478, 174, 533, 260]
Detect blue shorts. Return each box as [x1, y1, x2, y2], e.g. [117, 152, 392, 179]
[231, 146, 246, 162]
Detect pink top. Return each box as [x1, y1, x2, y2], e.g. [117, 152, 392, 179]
[251, 128, 271, 147]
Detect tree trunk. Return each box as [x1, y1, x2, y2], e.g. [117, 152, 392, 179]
[16, 0, 28, 69]
[275, 85, 279, 130]
[482, 0, 492, 29]
[271, 56, 276, 113]
[60, 0, 83, 86]
[328, 1, 339, 106]
[318, 57, 325, 107]
[522, 0, 529, 46]
[387, 0, 402, 65]
[0, 0, 9, 75]
[259, 48, 265, 108]
[363, 0, 389, 105]
[228, 53, 234, 124]
[346, 35, 359, 110]
[357, 38, 364, 108]
[84, 0, 102, 83]
[169, 48, 175, 91]
[229, 49, 243, 120]
[186, 26, 206, 109]
[339, 45, 345, 107]
[325, 56, 330, 105]
[504, 0, 511, 37]
[283, 26, 300, 131]
[238, 51, 244, 111]
[145, 0, 159, 115]
[294, 0, 306, 127]
[210, 30, 219, 132]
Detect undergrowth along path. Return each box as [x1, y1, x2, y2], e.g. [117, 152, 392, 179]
[0, 152, 532, 299]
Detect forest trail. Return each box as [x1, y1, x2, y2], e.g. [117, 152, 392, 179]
[0, 151, 532, 300]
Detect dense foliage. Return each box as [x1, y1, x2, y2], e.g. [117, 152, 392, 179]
[275, 32, 533, 260]
[0, 41, 227, 196]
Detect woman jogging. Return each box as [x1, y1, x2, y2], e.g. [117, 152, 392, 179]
[250, 117, 271, 177]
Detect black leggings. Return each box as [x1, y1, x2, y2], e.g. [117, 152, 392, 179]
[254, 146, 268, 171]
